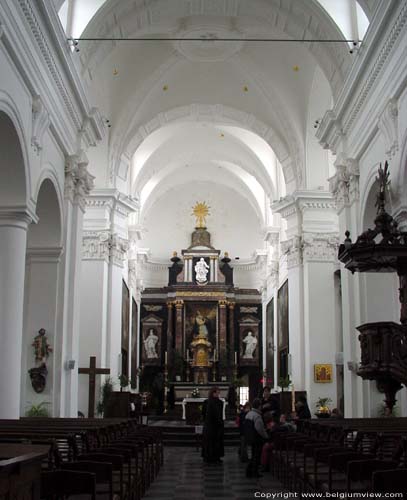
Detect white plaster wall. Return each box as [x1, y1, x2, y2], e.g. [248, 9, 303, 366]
[140, 181, 264, 262]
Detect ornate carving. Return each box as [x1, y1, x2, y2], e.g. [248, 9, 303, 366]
[82, 231, 110, 261]
[281, 236, 303, 269]
[82, 231, 128, 266]
[31, 95, 49, 153]
[378, 98, 399, 159]
[302, 233, 339, 263]
[110, 234, 128, 267]
[65, 154, 95, 209]
[329, 156, 360, 211]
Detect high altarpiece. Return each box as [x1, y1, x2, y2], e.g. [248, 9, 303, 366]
[139, 203, 263, 407]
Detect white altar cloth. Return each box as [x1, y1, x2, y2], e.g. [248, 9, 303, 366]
[181, 397, 227, 420]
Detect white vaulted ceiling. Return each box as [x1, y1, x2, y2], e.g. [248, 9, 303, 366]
[56, 0, 370, 263]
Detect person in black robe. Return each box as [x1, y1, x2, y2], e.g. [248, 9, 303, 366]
[261, 386, 281, 418]
[295, 395, 311, 419]
[201, 386, 224, 464]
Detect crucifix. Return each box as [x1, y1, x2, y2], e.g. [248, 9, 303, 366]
[78, 356, 110, 418]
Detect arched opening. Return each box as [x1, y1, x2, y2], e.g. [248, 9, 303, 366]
[0, 110, 30, 418]
[21, 178, 63, 417]
[0, 110, 27, 206]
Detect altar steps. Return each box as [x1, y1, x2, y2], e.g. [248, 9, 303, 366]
[148, 423, 240, 447]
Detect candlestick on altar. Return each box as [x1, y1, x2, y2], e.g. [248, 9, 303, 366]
[234, 351, 237, 365]
[186, 350, 189, 362]
[291, 383, 296, 413]
[164, 351, 168, 366]
[214, 348, 217, 362]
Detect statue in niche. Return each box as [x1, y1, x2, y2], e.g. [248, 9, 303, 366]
[194, 310, 209, 339]
[195, 257, 209, 284]
[32, 328, 52, 364]
[144, 329, 159, 359]
[242, 331, 258, 359]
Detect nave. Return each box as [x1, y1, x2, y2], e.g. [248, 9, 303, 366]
[141, 447, 284, 500]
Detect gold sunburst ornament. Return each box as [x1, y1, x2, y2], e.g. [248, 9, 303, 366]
[192, 202, 210, 229]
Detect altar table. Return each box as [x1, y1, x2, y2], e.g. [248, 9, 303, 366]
[182, 397, 228, 424]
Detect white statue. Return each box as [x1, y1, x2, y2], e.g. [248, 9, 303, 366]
[195, 257, 209, 284]
[242, 331, 257, 359]
[144, 329, 158, 358]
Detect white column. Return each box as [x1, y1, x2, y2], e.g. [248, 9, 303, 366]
[282, 238, 305, 391]
[57, 153, 94, 417]
[78, 233, 110, 415]
[188, 258, 193, 282]
[330, 157, 365, 417]
[0, 211, 32, 418]
[302, 234, 339, 410]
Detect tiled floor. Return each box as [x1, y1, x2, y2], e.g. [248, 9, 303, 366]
[144, 446, 287, 500]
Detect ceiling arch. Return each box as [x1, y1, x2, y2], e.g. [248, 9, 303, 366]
[140, 160, 266, 225]
[113, 103, 297, 195]
[76, 0, 350, 99]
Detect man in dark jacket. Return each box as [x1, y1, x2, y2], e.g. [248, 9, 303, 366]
[244, 398, 269, 477]
[202, 387, 224, 464]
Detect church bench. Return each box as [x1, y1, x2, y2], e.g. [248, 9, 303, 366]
[372, 468, 407, 497]
[78, 453, 127, 500]
[40, 469, 97, 499]
[61, 461, 114, 500]
[0, 443, 49, 500]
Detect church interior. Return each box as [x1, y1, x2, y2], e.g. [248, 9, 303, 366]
[0, 0, 407, 498]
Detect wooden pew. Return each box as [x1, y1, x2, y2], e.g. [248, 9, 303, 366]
[0, 443, 49, 500]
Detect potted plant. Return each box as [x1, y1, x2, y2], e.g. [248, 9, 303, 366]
[278, 376, 292, 392]
[118, 374, 130, 391]
[315, 397, 332, 418]
[96, 377, 114, 416]
[26, 401, 50, 417]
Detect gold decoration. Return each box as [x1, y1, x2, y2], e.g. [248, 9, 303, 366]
[113, 68, 119, 76]
[293, 65, 299, 72]
[176, 291, 226, 297]
[243, 85, 249, 92]
[314, 364, 333, 383]
[192, 201, 210, 229]
[163, 85, 168, 91]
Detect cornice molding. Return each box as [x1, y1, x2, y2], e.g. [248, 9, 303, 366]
[317, 1, 407, 154]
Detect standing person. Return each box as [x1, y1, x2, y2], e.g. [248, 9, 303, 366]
[238, 402, 251, 462]
[244, 398, 269, 478]
[202, 387, 224, 464]
[261, 386, 280, 418]
[295, 395, 311, 419]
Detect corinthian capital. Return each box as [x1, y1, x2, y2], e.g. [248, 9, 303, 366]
[65, 153, 95, 209]
[110, 234, 129, 268]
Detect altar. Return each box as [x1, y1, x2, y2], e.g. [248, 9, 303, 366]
[182, 397, 227, 424]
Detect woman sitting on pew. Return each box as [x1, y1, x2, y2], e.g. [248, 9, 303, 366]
[260, 413, 295, 471]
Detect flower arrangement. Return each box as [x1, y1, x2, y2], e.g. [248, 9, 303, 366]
[191, 387, 200, 398]
[315, 397, 332, 415]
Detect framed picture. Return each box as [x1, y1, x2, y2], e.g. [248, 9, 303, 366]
[314, 364, 333, 383]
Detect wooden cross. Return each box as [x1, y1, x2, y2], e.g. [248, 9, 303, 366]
[78, 356, 110, 418]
